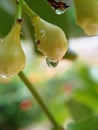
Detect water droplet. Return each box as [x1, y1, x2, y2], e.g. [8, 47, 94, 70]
[40, 29, 46, 39]
[46, 58, 59, 68]
[55, 8, 65, 15]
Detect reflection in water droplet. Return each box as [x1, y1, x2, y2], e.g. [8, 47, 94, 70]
[46, 58, 59, 68]
[55, 8, 65, 15]
[40, 29, 46, 39]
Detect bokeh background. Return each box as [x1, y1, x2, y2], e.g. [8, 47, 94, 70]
[0, 0, 98, 130]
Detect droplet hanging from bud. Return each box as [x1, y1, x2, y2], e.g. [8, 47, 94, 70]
[46, 57, 59, 68]
[0, 23, 26, 77]
[32, 16, 68, 62]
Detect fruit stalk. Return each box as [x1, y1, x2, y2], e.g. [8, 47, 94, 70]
[16, 0, 23, 22]
[20, 0, 37, 19]
[18, 71, 64, 130]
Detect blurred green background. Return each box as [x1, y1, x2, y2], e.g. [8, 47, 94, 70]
[0, 0, 98, 130]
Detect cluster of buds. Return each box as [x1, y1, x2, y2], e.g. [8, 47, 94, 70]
[0, 0, 69, 77]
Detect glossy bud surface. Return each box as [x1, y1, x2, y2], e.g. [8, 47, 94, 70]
[32, 16, 68, 61]
[0, 23, 26, 77]
[74, 0, 98, 36]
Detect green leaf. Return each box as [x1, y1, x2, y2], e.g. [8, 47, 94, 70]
[0, 8, 14, 37]
[67, 116, 98, 130]
[66, 99, 94, 121]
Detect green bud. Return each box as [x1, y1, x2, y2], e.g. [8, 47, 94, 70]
[74, 0, 98, 36]
[32, 16, 68, 61]
[0, 23, 26, 77]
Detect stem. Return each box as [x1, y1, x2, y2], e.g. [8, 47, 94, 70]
[20, 0, 37, 19]
[18, 71, 63, 129]
[15, 0, 22, 22]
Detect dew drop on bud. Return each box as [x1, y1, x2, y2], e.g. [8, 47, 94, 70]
[40, 29, 46, 39]
[55, 8, 65, 15]
[46, 57, 59, 68]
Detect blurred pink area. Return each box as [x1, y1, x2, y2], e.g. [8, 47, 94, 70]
[69, 36, 98, 65]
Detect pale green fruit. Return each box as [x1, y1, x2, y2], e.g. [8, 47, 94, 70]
[0, 23, 26, 77]
[74, 0, 98, 36]
[32, 16, 68, 61]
